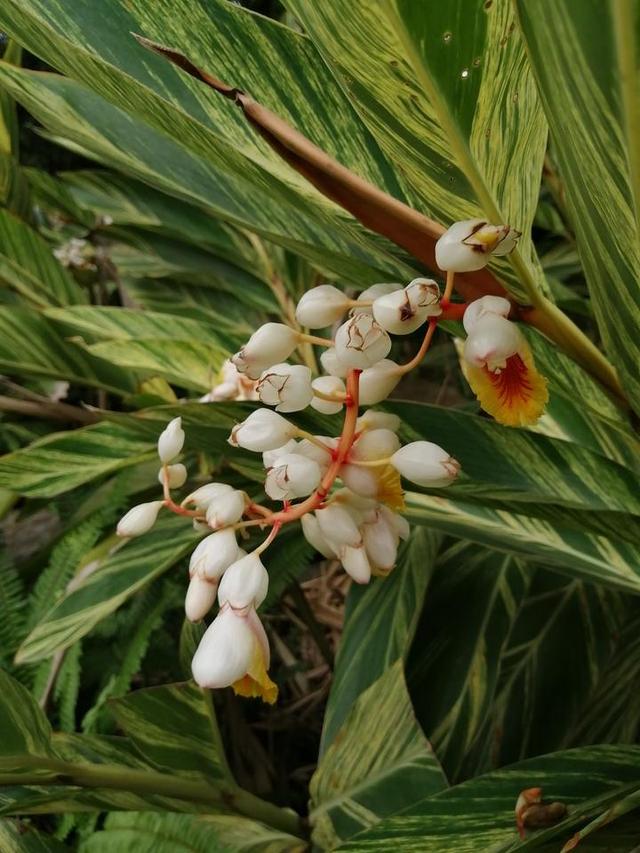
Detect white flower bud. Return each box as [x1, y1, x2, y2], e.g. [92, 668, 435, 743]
[352, 428, 401, 461]
[405, 278, 441, 316]
[157, 417, 185, 463]
[380, 505, 410, 540]
[362, 509, 399, 571]
[355, 282, 399, 314]
[320, 347, 348, 378]
[191, 606, 255, 688]
[372, 279, 440, 336]
[232, 323, 299, 377]
[157, 463, 187, 489]
[311, 376, 346, 415]
[463, 314, 523, 372]
[356, 411, 401, 433]
[340, 544, 371, 584]
[358, 359, 402, 405]
[189, 528, 239, 580]
[262, 439, 298, 470]
[185, 575, 217, 622]
[339, 464, 379, 498]
[256, 363, 313, 413]
[229, 408, 297, 452]
[334, 314, 391, 369]
[116, 501, 163, 538]
[218, 552, 269, 609]
[265, 453, 321, 501]
[301, 513, 337, 558]
[184, 482, 233, 510]
[391, 441, 460, 488]
[206, 489, 245, 529]
[435, 219, 521, 272]
[295, 284, 349, 328]
[316, 504, 361, 548]
[463, 295, 511, 334]
[297, 437, 334, 475]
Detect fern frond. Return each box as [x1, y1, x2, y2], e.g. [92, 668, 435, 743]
[53, 641, 82, 732]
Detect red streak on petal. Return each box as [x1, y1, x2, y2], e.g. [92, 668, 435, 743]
[487, 353, 533, 407]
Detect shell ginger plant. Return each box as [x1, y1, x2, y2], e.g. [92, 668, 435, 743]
[0, 0, 639, 851]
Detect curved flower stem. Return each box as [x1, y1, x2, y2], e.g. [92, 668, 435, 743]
[296, 331, 334, 347]
[347, 457, 391, 467]
[295, 429, 335, 451]
[396, 318, 439, 375]
[442, 270, 456, 303]
[311, 388, 348, 403]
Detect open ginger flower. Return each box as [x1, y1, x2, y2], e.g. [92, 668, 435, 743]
[462, 297, 548, 427]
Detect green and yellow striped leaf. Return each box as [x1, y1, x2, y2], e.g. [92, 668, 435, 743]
[0, 669, 52, 760]
[311, 660, 446, 850]
[406, 493, 640, 592]
[0, 306, 135, 394]
[0, 208, 85, 306]
[15, 516, 198, 664]
[80, 811, 305, 853]
[321, 528, 441, 753]
[516, 0, 640, 414]
[286, 0, 548, 303]
[407, 543, 530, 782]
[0, 819, 69, 852]
[109, 682, 231, 785]
[0, 422, 155, 498]
[338, 745, 640, 852]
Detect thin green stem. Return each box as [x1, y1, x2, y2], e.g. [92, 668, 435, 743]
[0, 756, 304, 838]
[612, 0, 640, 237]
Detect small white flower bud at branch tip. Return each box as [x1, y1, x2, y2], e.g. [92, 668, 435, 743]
[463, 295, 511, 333]
[295, 284, 350, 328]
[340, 543, 371, 584]
[185, 575, 217, 622]
[351, 428, 401, 461]
[117, 501, 164, 538]
[265, 453, 321, 501]
[231, 323, 299, 379]
[189, 528, 239, 580]
[218, 552, 269, 610]
[256, 363, 313, 413]
[435, 219, 521, 272]
[356, 411, 401, 433]
[390, 441, 461, 488]
[463, 314, 523, 372]
[316, 504, 362, 548]
[158, 463, 187, 489]
[205, 489, 245, 529]
[311, 375, 346, 415]
[191, 606, 255, 688]
[157, 417, 185, 463]
[334, 313, 391, 369]
[229, 408, 297, 452]
[262, 439, 298, 470]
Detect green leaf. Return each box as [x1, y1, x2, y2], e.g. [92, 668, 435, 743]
[310, 660, 447, 850]
[0, 422, 155, 498]
[406, 493, 640, 592]
[109, 681, 231, 785]
[0, 306, 135, 394]
[285, 0, 548, 303]
[407, 543, 530, 782]
[0, 820, 69, 852]
[516, 0, 640, 414]
[338, 745, 640, 851]
[15, 516, 198, 664]
[0, 46, 411, 285]
[0, 668, 52, 760]
[80, 811, 305, 853]
[0, 208, 85, 306]
[388, 401, 640, 518]
[321, 528, 441, 754]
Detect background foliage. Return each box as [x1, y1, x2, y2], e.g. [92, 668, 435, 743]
[0, 1, 638, 851]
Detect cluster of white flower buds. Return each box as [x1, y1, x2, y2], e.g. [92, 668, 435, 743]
[114, 219, 537, 703]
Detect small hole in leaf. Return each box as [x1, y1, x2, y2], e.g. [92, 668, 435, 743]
[461, 68, 470, 79]
[443, 31, 452, 43]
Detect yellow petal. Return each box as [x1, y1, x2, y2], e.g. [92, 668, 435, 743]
[465, 343, 548, 427]
[232, 642, 278, 705]
[376, 464, 406, 512]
